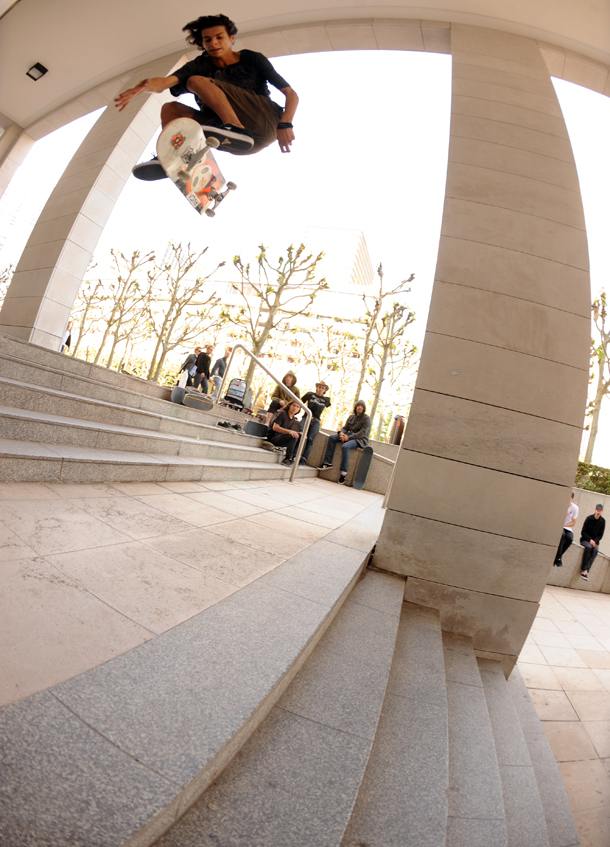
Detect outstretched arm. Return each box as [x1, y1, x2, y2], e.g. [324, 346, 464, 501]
[277, 87, 299, 153]
[114, 75, 179, 111]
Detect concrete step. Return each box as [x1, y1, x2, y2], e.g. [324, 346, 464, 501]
[478, 658, 550, 847]
[0, 436, 316, 484]
[507, 666, 581, 847]
[0, 375, 261, 446]
[154, 569, 404, 847]
[0, 348, 246, 428]
[0, 404, 275, 465]
[342, 601, 449, 847]
[443, 633, 508, 847]
[0, 503, 384, 847]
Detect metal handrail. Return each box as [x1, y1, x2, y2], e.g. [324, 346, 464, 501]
[216, 343, 312, 483]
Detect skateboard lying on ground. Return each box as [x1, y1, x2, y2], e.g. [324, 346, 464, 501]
[353, 445, 374, 490]
[244, 420, 269, 438]
[170, 386, 214, 411]
[157, 118, 236, 217]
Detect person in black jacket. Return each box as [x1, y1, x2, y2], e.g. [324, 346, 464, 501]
[580, 504, 605, 580]
[210, 347, 233, 397]
[179, 346, 202, 387]
[318, 400, 371, 485]
[194, 345, 213, 393]
[261, 400, 302, 465]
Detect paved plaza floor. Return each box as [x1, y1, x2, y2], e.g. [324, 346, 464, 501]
[519, 585, 610, 847]
[0, 476, 381, 708]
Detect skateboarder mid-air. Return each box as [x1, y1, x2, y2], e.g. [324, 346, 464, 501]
[114, 13, 298, 181]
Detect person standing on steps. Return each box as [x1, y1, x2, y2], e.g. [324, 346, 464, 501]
[580, 504, 605, 581]
[114, 13, 299, 181]
[210, 347, 232, 397]
[318, 400, 371, 485]
[298, 382, 331, 466]
[179, 346, 202, 387]
[194, 344, 213, 393]
[553, 493, 579, 567]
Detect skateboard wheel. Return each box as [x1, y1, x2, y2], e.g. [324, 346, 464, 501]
[205, 209, 216, 218]
[226, 181, 237, 190]
[207, 137, 220, 149]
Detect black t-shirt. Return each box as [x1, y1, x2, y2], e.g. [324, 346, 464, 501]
[273, 409, 299, 432]
[301, 391, 331, 421]
[170, 49, 290, 111]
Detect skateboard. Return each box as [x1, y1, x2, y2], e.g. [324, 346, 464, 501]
[353, 446, 374, 490]
[157, 118, 236, 217]
[183, 391, 214, 412]
[244, 420, 269, 438]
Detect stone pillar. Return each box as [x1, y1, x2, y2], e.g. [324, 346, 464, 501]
[374, 25, 591, 671]
[0, 124, 35, 201]
[0, 52, 185, 350]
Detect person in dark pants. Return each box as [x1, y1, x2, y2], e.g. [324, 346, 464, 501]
[318, 400, 371, 484]
[298, 381, 331, 465]
[194, 344, 213, 393]
[580, 504, 605, 580]
[554, 493, 579, 567]
[261, 401, 301, 465]
[265, 370, 300, 429]
[179, 346, 202, 387]
[210, 347, 232, 396]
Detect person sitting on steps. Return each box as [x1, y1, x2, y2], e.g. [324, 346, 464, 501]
[261, 400, 302, 466]
[319, 400, 371, 485]
[265, 370, 300, 430]
[114, 13, 299, 181]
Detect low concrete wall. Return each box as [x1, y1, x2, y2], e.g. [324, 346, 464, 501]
[306, 430, 398, 495]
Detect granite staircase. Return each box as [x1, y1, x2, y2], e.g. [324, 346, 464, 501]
[0, 332, 316, 484]
[0, 496, 580, 847]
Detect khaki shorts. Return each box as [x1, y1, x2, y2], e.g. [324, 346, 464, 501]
[194, 80, 281, 155]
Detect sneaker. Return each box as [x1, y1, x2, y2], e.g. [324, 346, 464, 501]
[200, 123, 254, 151]
[282, 458, 293, 466]
[581, 572, 589, 580]
[132, 157, 167, 181]
[231, 424, 243, 432]
[261, 441, 276, 451]
[298, 459, 307, 466]
[217, 421, 232, 428]
[338, 474, 347, 485]
[555, 562, 563, 567]
[318, 462, 332, 470]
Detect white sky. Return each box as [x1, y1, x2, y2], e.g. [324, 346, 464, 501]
[1, 51, 609, 462]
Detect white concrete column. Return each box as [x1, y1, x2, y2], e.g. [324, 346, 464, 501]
[374, 25, 591, 671]
[0, 52, 185, 350]
[0, 123, 35, 201]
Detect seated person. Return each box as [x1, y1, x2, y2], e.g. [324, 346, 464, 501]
[261, 400, 302, 465]
[298, 381, 331, 465]
[318, 400, 371, 484]
[265, 370, 300, 428]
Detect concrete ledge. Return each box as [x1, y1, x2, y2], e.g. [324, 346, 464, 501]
[547, 541, 610, 594]
[0, 503, 383, 847]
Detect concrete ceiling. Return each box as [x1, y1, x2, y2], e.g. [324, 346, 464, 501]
[1, 0, 609, 130]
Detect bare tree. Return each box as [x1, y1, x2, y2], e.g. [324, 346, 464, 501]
[93, 249, 155, 367]
[584, 289, 610, 463]
[227, 243, 328, 385]
[70, 270, 106, 358]
[0, 265, 13, 306]
[368, 301, 417, 422]
[145, 243, 225, 381]
[352, 263, 415, 406]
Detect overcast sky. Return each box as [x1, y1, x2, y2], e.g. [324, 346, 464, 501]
[1, 51, 609, 462]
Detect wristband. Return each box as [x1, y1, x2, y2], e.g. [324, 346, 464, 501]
[277, 122, 293, 129]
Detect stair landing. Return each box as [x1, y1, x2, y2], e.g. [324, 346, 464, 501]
[0, 476, 382, 707]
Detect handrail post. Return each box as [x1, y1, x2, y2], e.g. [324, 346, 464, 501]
[214, 343, 313, 483]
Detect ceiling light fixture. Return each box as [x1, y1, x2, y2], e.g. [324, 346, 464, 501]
[26, 62, 48, 81]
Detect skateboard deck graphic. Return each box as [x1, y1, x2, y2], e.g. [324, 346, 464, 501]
[353, 445, 374, 490]
[157, 118, 235, 216]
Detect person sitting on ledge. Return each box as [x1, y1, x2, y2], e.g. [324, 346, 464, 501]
[580, 503, 605, 581]
[298, 381, 331, 466]
[265, 370, 300, 430]
[261, 400, 301, 465]
[318, 400, 371, 485]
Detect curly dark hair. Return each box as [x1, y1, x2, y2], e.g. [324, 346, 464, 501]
[182, 14, 238, 50]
